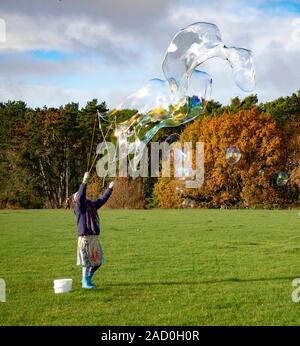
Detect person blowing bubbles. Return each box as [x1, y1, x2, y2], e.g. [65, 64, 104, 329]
[73, 172, 114, 289]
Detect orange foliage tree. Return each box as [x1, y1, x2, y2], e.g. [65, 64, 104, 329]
[104, 177, 145, 209]
[153, 178, 184, 209]
[282, 120, 300, 203]
[154, 108, 297, 208]
[88, 175, 145, 209]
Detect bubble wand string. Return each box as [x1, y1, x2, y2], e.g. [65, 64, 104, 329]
[88, 111, 115, 174]
[87, 116, 97, 172]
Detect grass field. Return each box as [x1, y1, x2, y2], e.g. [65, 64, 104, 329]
[0, 209, 299, 326]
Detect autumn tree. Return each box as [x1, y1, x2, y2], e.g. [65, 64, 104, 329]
[154, 108, 295, 208]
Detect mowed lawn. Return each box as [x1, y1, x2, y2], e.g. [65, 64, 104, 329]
[0, 209, 300, 326]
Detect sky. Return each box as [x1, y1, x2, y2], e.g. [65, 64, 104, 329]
[0, 0, 299, 109]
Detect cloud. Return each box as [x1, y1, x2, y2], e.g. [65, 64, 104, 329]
[165, 1, 300, 103]
[0, 80, 100, 108]
[1, 14, 141, 65]
[256, 41, 300, 94]
[0, 0, 299, 107]
[0, 52, 86, 78]
[0, 0, 170, 26]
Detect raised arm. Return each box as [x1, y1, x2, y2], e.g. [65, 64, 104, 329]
[77, 172, 89, 209]
[93, 182, 114, 209]
[77, 183, 87, 205]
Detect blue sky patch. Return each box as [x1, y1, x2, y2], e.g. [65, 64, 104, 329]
[31, 49, 80, 61]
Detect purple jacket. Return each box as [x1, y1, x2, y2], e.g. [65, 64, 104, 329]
[74, 183, 113, 236]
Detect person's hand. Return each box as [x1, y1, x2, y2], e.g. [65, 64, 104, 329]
[82, 172, 90, 184]
[109, 181, 114, 189]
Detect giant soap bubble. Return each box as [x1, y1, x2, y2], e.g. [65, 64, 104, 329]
[114, 69, 212, 146]
[102, 22, 255, 169]
[162, 22, 255, 97]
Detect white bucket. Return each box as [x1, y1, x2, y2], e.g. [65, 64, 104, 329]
[53, 278, 72, 294]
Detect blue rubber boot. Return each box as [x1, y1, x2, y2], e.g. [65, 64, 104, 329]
[82, 267, 93, 289]
[89, 265, 102, 288]
[86, 272, 96, 288]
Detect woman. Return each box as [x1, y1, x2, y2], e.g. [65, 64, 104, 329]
[73, 172, 114, 289]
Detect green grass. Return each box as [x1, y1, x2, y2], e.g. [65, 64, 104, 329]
[0, 209, 300, 326]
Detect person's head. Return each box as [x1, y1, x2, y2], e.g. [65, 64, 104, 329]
[72, 192, 90, 204]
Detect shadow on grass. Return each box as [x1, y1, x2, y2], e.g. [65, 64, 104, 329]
[105, 276, 296, 288]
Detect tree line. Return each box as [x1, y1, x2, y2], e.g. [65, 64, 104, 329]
[0, 91, 299, 209]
